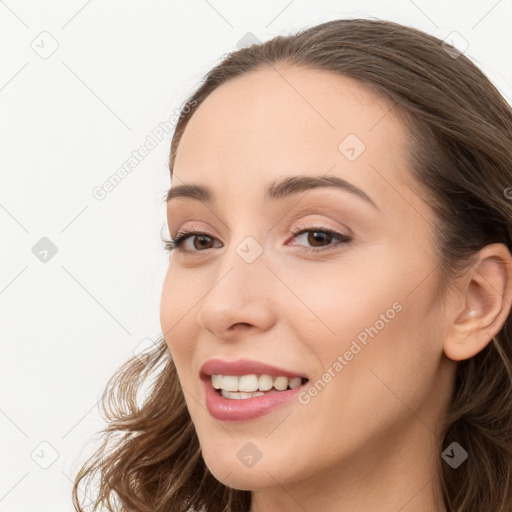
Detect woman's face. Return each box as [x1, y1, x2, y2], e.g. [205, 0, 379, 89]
[160, 66, 455, 493]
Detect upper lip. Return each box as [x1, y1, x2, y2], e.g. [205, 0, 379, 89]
[200, 358, 308, 380]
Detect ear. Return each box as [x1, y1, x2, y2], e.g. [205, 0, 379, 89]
[444, 243, 512, 362]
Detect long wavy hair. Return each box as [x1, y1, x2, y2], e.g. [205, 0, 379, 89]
[72, 18, 512, 512]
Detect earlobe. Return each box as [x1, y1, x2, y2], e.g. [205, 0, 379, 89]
[443, 243, 512, 362]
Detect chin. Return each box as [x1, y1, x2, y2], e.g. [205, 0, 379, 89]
[200, 442, 284, 490]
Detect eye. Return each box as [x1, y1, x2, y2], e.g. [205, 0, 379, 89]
[288, 226, 352, 253]
[163, 226, 221, 253]
[163, 225, 352, 254]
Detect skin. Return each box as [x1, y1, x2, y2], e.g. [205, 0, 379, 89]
[159, 65, 512, 512]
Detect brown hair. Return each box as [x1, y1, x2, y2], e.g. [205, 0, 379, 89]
[72, 18, 512, 512]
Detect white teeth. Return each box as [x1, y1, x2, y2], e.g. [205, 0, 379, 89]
[273, 376, 288, 391]
[289, 377, 302, 389]
[221, 375, 239, 392]
[212, 374, 223, 389]
[211, 373, 306, 394]
[239, 374, 259, 392]
[221, 390, 265, 399]
[258, 374, 273, 391]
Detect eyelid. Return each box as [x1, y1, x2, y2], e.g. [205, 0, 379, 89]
[169, 221, 212, 239]
[290, 219, 351, 238]
[284, 204, 355, 230]
[165, 219, 353, 255]
[170, 213, 350, 239]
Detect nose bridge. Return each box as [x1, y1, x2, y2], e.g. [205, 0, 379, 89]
[213, 210, 270, 276]
[207, 232, 270, 301]
[196, 231, 278, 335]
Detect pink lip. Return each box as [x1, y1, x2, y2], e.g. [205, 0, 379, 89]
[199, 358, 307, 379]
[199, 358, 309, 422]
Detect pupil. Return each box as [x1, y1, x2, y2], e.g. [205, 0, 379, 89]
[310, 231, 328, 246]
[196, 235, 211, 249]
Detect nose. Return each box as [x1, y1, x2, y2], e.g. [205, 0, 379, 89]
[196, 240, 278, 339]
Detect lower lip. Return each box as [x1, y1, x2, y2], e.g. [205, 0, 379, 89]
[203, 379, 305, 421]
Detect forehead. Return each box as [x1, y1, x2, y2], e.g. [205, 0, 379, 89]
[172, 65, 412, 207]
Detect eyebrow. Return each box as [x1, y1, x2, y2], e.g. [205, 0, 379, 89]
[166, 175, 380, 211]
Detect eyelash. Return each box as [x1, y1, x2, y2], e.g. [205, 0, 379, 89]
[162, 224, 352, 255]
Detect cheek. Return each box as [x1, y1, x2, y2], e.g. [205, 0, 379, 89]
[273, 256, 402, 350]
[160, 266, 196, 330]
[287, 251, 442, 410]
[293, 303, 441, 463]
[159, 270, 198, 365]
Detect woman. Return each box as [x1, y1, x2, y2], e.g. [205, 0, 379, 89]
[73, 18, 512, 512]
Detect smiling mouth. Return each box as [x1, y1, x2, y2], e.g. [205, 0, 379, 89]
[211, 374, 309, 399]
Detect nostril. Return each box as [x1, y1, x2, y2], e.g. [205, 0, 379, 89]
[229, 323, 252, 331]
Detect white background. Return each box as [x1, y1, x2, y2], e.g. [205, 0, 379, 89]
[1, 1, 511, 510]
